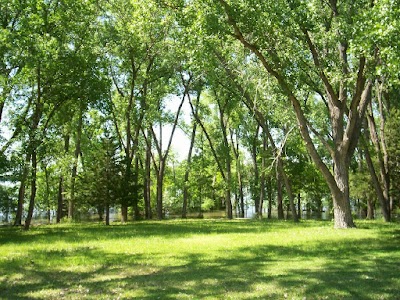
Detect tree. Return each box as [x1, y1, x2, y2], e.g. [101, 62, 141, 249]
[192, 0, 390, 227]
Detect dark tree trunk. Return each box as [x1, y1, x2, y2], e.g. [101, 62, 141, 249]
[267, 176, 272, 219]
[57, 177, 64, 223]
[132, 156, 140, 220]
[277, 171, 284, 220]
[14, 154, 30, 226]
[297, 193, 301, 219]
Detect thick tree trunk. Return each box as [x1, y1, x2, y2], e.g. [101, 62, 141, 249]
[331, 155, 355, 228]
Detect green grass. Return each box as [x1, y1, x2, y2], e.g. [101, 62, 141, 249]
[0, 219, 399, 299]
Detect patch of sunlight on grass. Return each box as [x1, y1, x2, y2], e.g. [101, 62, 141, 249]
[1, 219, 399, 299]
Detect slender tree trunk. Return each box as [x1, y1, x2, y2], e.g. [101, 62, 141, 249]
[267, 176, 272, 219]
[231, 130, 245, 218]
[144, 130, 152, 219]
[365, 99, 391, 221]
[297, 193, 301, 220]
[156, 160, 165, 219]
[276, 170, 284, 219]
[278, 157, 299, 222]
[24, 150, 37, 230]
[45, 166, 51, 224]
[57, 177, 64, 223]
[225, 158, 233, 219]
[69, 105, 83, 220]
[367, 196, 375, 220]
[182, 122, 197, 218]
[23, 66, 43, 230]
[132, 156, 140, 220]
[252, 127, 260, 215]
[363, 143, 391, 221]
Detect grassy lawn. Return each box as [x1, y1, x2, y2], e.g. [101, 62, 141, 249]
[0, 219, 399, 299]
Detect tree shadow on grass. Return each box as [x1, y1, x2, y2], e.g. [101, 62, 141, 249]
[0, 219, 315, 246]
[0, 221, 399, 299]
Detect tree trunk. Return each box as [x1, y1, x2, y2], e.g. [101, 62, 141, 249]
[276, 171, 284, 219]
[363, 142, 391, 221]
[132, 156, 140, 220]
[144, 131, 152, 219]
[14, 154, 30, 226]
[297, 193, 301, 219]
[69, 105, 83, 220]
[182, 121, 197, 218]
[24, 150, 37, 230]
[278, 157, 299, 222]
[216, 3, 372, 228]
[156, 160, 165, 220]
[267, 176, 272, 219]
[252, 127, 260, 215]
[367, 196, 375, 220]
[331, 155, 355, 228]
[365, 98, 391, 221]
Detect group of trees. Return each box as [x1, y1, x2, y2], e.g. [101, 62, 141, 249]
[1, 0, 399, 229]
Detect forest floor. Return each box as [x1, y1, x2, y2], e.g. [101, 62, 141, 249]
[0, 219, 399, 299]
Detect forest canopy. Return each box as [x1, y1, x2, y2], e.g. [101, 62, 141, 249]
[1, 0, 400, 229]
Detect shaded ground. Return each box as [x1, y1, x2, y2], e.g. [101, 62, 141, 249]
[0, 220, 399, 299]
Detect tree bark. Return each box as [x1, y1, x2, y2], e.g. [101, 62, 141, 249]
[218, 1, 374, 227]
[144, 129, 152, 219]
[276, 170, 284, 220]
[182, 117, 197, 218]
[69, 104, 83, 220]
[14, 154, 30, 226]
